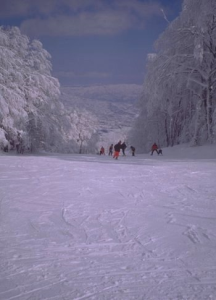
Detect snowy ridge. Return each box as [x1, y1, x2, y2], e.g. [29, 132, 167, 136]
[60, 84, 142, 144]
[61, 84, 143, 103]
[0, 144, 216, 299]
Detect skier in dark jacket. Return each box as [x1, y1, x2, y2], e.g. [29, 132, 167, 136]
[130, 146, 135, 156]
[108, 144, 113, 156]
[113, 141, 122, 159]
[121, 142, 127, 156]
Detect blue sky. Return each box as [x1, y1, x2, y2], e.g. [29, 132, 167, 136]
[0, 0, 183, 86]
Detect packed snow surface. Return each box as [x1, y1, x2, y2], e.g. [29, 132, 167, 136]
[1, 145, 216, 300]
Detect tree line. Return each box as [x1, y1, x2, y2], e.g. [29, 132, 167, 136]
[0, 26, 98, 153]
[129, 0, 216, 153]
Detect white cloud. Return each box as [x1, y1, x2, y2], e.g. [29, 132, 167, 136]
[0, 0, 163, 37]
[20, 10, 134, 37]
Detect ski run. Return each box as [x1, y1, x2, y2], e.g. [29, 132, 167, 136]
[0, 144, 216, 300]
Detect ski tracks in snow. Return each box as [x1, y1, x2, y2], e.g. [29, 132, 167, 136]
[0, 155, 216, 299]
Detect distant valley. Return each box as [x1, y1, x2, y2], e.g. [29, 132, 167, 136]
[60, 84, 142, 147]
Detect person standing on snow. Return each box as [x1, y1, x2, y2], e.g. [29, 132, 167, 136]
[151, 143, 158, 155]
[130, 146, 135, 156]
[108, 144, 113, 156]
[15, 132, 22, 154]
[113, 141, 122, 160]
[100, 146, 105, 155]
[121, 142, 127, 156]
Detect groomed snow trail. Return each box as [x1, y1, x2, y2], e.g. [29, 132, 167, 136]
[0, 153, 216, 300]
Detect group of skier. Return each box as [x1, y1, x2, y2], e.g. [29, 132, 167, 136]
[99, 142, 162, 158]
[99, 141, 135, 159]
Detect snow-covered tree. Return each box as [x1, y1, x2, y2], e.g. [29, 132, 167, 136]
[130, 0, 216, 152]
[70, 109, 99, 154]
[0, 26, 96, 153]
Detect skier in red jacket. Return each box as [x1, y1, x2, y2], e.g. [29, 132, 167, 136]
[100, 146, 105, 155]
[151, 143, 158, 155]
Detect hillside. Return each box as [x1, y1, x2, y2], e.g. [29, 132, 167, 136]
[60, 84, 142, 147]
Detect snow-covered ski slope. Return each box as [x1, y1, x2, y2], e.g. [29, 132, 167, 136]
[1, 144, 216, 300]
